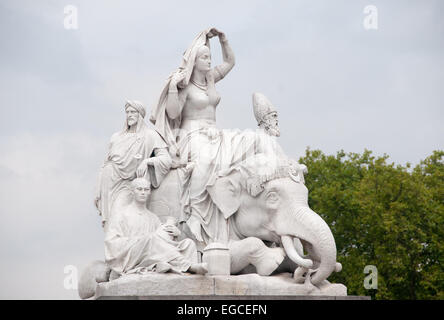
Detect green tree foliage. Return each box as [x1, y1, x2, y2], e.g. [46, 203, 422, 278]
[299, 149, 443, 299]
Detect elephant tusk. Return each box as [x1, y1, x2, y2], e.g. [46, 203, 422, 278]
[293, 237, 305, 257]
[281, 235, 313, 269]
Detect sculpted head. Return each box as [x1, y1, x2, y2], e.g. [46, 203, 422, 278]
[252, 93, 280, 137]
[126, 106, 138, 127]
[194, 45, 211, 73]
[125, 100, 146, 128]
[131, 178, 151, 204]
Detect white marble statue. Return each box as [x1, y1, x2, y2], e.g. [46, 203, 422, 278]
[105, 178, 208, 276]
[94, 100, 172, 227]
[147, 29, 341, 280]
[79, 28, 346, 299]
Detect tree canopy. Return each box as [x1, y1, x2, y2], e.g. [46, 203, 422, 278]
[299, 149, 443, 299]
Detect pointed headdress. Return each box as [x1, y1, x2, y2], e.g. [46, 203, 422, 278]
[252, 92, 277, 125]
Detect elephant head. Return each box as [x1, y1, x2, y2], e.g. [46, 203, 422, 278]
[207, 154, 341, 285]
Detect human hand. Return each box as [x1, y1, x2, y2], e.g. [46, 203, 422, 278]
[209, 28, 225, 41]
[205, 126, 220, 140]
[171, 70, 186, 86]
[288, 159, 307, 174]
[185, 161, 195, 172]
[170, 225, 181, 237]
[171, 158, 184, 169]
[162, 224, 180, 237]
[207, 28, 218, 39]
[136, 159, 148, 177]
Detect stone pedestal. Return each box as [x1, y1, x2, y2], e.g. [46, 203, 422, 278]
[93, 272, 366, 300]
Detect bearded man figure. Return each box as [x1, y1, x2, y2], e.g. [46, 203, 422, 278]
[95, 100, 172, 229]
[253, 92, 280, 137]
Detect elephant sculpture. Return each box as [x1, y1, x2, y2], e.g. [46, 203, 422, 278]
[149, 153, 342, 286]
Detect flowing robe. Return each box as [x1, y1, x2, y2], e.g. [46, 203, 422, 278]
[175, 124, 285, 246]
[105, 205, 198, 275]
[95, 124, 171, 225]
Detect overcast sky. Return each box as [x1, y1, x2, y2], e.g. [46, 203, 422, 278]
[0, 0, 442, 299]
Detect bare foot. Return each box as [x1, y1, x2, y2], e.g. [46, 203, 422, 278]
[188, 263, 208, 275]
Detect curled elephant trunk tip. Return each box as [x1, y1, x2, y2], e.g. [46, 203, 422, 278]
[335, 262, 342, 272]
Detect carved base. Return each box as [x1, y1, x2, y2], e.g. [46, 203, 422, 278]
[94, 272, 352, 300]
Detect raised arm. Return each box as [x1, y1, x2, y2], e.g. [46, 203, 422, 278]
[212, 30, 235, 83]
[166, 71, 188, 120]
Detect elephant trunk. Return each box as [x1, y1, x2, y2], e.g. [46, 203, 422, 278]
[283, 206, 337, 285]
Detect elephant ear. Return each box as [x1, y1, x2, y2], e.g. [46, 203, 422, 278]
[207, 170, 241, 219]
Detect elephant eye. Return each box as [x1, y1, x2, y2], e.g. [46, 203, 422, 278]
[267, 191, 279, 202]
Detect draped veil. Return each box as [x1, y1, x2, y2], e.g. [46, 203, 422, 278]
[149, 28, 212, 159]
